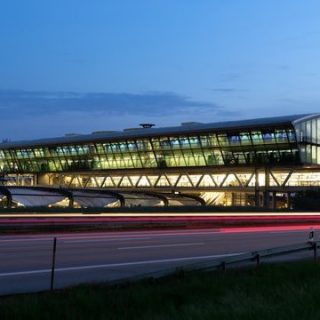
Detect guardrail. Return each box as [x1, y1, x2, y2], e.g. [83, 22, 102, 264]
[102, 236, 320, 288]
[2, 232, 320, 296]
[185, 240, 319, 273]
[47, 233, 320, 290]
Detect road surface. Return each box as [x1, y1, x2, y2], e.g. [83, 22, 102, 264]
[0, 225, 318, 295]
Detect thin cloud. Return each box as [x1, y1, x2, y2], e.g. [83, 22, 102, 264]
[0, 89, 238, 140]
[0, 89, 224, 116]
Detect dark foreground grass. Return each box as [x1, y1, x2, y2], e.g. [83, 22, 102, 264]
[1, 261, 320, 320]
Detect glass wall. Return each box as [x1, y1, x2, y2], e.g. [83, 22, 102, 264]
[0, 125, 299, 174]
[294, 116, 320, 165]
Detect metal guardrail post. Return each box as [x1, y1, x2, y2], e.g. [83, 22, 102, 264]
[313, 242, 317, 262]
[50, 237, 57, 291]
[256, 253, 260, 266]
[309, 230, 314, 241]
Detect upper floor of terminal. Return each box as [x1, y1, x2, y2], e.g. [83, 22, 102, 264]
[0, 114, 319, 174]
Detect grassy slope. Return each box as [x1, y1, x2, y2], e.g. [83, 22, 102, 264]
[1, 261, 319, 320]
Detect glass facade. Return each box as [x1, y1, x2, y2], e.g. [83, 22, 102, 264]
[1, 115, 320, 209]
[0, 125, 300, 174]
[294, 116, 320, 165]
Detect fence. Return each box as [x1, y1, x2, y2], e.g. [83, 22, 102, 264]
[47, 232, 320, 290]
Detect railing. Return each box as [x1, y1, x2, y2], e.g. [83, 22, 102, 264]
[185, 240, 319, 272]
[103, 235, 320, 287]
[5, 232, 316, 293]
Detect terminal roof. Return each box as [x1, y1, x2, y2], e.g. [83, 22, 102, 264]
[0, 114, 316, 149]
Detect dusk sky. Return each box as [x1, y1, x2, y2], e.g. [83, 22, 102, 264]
[1, 0, 320, 140]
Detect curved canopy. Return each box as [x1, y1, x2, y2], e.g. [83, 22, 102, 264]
[9, 188, 66, 207]
[72, 190, 119, 207]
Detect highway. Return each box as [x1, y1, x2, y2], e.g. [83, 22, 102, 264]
[0, 225, 319, 296]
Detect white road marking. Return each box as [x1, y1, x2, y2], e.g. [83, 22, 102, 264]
[118, 242, 204, 250]
[129, 231, 222, 237]
[0, 238, 53, 243]
[269, 231, 309, 234]
[0, 253, 242, 277]
[0, 236, 151, 244]
[65, 237, 151, 243]
[0, 231, 220, 243]
[0, 230, 257, 243]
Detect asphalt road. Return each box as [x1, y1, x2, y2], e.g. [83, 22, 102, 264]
[0, 225, 319, 296]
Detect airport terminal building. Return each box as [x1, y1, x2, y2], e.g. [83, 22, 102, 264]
[0, 114, 320, 208]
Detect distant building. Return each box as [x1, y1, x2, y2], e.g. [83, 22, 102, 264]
[0, 114, 320, 208]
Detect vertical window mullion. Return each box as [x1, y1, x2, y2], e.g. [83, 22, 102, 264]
[125, 140, 135, 168]
[198, 135, 208, 166]
[150, 138, 160, 168]
[134, 139, 144, 168]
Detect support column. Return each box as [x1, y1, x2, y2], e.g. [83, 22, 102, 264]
[272, 191, 276, 209]
[287, 192, 292, 209]
[231, 192, 235, 206]
[69, 197, 74, 208]
[263, 191, 270, 208]
[254, 168, 259, 207]
[263, 167, 270, 208]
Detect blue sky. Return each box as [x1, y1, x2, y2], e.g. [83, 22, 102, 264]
[1, 0, 320, 140]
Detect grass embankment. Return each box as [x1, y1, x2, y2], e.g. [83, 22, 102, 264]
[1, 261, 320, 319]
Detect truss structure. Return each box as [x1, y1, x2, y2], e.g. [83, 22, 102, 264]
[34, 167, 320, 191]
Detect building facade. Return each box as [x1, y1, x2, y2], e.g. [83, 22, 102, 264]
[0, 114, 320, 208]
